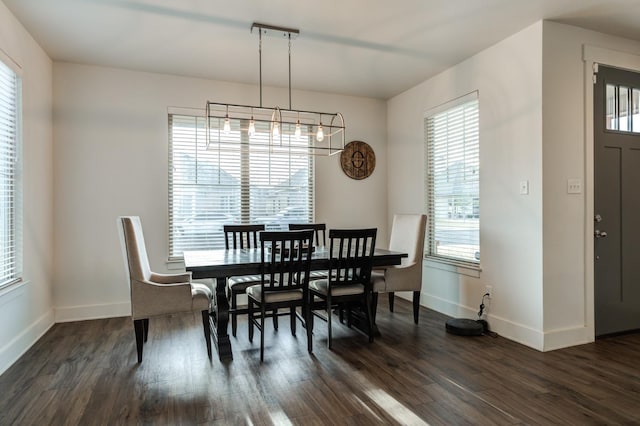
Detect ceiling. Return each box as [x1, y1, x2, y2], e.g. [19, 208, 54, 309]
[4, 0, 640, 99]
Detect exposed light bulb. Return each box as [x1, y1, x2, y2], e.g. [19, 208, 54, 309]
[223, 116, 231, 134]
[248, 117, 256, 136]
[295, 120, 302, 139]
[316, 124, 324, 142]
[272, 121, 280, 138]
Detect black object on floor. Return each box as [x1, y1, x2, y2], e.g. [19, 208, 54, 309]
[445, 318, 485, 336]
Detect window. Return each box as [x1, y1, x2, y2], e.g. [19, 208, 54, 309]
[0, 58, 22, 289]
[424, 92, 479, 265]
[168, 113, 314, 259]
[606, 83, 640, 133]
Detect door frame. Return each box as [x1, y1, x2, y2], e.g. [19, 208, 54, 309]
[583, 45, 640, 340]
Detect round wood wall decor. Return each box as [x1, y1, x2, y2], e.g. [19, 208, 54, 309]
[340, 141, 376, 180]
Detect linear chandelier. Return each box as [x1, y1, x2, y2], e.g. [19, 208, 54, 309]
[205, 22, 345, 156]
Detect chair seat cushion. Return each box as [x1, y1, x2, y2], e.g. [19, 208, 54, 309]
[228, 275, 269, 291]
[246, 285, 303, 303]
[309, 279, 364, 297]
[371, 270, 386, 292]
[191, 282, 212, 311]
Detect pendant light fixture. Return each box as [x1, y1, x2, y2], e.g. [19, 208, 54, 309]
[205, 22, 345, 156]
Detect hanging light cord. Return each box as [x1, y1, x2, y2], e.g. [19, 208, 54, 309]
[259, 28, 263, 108]
[288, 32, 292, 110]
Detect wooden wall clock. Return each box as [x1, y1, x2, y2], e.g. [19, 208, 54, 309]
[340, 141, 376, 180]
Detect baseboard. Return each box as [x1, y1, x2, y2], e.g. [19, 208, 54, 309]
[0, 309, 55, 376]
[420, 293, 545, 351]
[54, 301, 131, 323]
[543, 326, 593, 351]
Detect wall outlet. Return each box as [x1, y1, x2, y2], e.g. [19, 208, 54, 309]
[485, 285, 492, 298]
[519, 180, 529, 195]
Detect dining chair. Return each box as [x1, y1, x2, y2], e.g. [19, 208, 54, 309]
[247, 229, 315, 362]
[308, 228, 377, 350]
[288, 223, 326, 246]
[288, 223, 328, 280]
[223, 224, 273, 337]
[371, 214, 427, 323]
[118, 216, 212, 362]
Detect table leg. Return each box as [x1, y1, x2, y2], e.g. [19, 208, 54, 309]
[209, 276, 232, 360]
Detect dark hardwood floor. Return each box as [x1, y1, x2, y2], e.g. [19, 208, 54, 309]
[1, 298, 640, 425]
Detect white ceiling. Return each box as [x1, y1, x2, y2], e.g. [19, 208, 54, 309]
[4, 0, 640, 99]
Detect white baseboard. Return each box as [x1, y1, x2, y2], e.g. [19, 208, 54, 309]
[54, 302, 131, 323]
[543, 326, 593, 351]
[0, 309, 55, 376]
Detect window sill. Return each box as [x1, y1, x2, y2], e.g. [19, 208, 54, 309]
[166, 259, 185, 271]
[424, 257, 481, 278]
[0, 279, 28, 302]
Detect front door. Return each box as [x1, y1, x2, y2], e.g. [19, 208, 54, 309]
[594, 64, 640, 336]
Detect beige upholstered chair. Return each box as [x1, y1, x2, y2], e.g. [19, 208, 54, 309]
[371, 214, 427, 324]
[118, 216, 212, 362]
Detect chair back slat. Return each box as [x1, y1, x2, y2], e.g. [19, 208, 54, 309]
[329, 228, 377, 287]
[288, 223, 326, 247]
[259, 230, 314, 298]
[224, 224, 265, 249]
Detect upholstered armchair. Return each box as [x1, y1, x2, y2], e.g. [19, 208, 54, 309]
[118, 216, 212, 362]
[371, 214, 427, 323]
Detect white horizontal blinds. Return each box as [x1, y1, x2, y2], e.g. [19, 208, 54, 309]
[247, 120, 313, 228]
[169, 114, 313, 259]
[0, 59, 21, 288]
[425, 95, 479, 264]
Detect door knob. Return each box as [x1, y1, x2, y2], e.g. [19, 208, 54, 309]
[594, 214, 602, 223]
[594, 229, 608, 238]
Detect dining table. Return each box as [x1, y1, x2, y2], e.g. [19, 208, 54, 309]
[184, 246, 407, 360]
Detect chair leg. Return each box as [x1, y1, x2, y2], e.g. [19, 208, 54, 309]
[248, 298, 254, 343]
[372, 292, 379, 323]
[143, 318, 149, 342]
[413, 291, 421, 324]
[306, 299, 313, 354]
[202, 310, 212, 360]
[365, 292, 374, 343]
[231, 289, 238, 337]
[260, 305, 266, 362]
[134, 319, 145, 363]
[273, 309, 279, 330]
[327, 296, 332, 349]
[290, 306, 296, 336]
[388, 292, 395, 312]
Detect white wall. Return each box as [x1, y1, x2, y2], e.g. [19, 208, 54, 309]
[541, 21, 640, 350]
[0, 1, 54, 374]
[52, 63, 388, 321]
[388, 19, 640, 352]
[387, 22, 545, 349]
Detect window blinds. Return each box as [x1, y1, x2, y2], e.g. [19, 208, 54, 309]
[168, 114, 314, 259]
[0, 59, 21, 288]
[425, 95, 480, 264]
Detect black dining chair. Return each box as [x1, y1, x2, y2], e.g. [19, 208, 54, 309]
[308, 228, 377, 350]
[247, 229, 315, 362]
[224, 224, 272, 337]
[288, 223, 328, 281]
[288, 223, 326, 247]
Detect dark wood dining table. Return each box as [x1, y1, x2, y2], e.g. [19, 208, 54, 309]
[184, 246, 407, 360]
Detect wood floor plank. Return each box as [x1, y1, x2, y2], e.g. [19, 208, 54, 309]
[2, 301, 640, 424]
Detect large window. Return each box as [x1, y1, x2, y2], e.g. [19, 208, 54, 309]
[169, 113, 314, 259]
[424, 92, 479, 265]
[0, 58, 22, 289]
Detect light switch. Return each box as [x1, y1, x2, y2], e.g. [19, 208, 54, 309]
[519, 180, 529, 195]
[567, 178, 582, 194]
